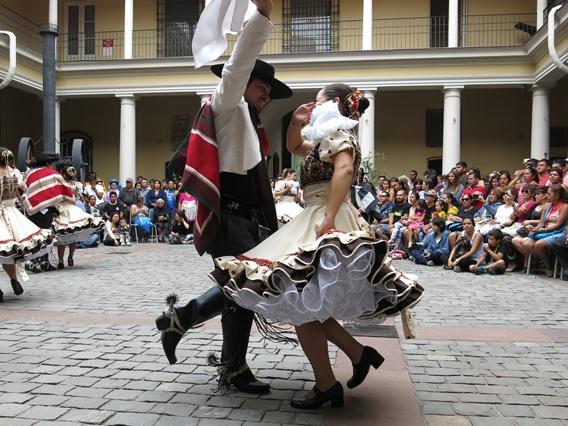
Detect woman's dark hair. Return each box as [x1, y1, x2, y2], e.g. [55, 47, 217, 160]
[431, 217, 446, 232]
[536, 185, 549, 196]
[548, 184, 568, 202]
[525, 167, 538, 182]
[321, 84, 370, 117]
[462, 217, 474, 225]
[423, 178, 435, 190]
[111, 213, 120, 223]
[491, 188, 504, 202]
[487, 228, 504, 241]
[0, 147, 15, 167]
[523, 183, 537, 196]
[445, 192, 456, 205]
[176, 210, 186, 220]
[499, 170, 512, 182]
[468, 167, 481, 180]
[549, 167, 563, 178]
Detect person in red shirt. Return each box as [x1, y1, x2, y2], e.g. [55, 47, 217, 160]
[536, 158, 551, 186]
[462, 172, 486, 210]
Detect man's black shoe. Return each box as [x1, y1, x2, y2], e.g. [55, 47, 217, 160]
[229, 368, 270, 394]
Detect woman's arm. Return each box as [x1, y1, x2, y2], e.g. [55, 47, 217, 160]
[315, 150, 354, 238]
[287, 103, 315, 157]
[457, 233, 482, 261]
[542, 204, 568, 232]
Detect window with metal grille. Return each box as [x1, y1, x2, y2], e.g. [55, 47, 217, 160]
[157, 0, 204, 57]
[283, 0, 339, 53]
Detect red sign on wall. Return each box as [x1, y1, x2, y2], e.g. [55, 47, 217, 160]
[102, 39, 114, 48]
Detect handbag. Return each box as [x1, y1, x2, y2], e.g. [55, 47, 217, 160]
[530, 229, 564, 240]
[516, 226, 531, 237]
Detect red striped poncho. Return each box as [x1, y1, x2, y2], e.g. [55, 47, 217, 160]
[23, 167, 75, 216]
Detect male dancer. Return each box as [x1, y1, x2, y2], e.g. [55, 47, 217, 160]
[156, 0, 292, 394]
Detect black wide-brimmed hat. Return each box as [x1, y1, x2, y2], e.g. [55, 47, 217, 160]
[34, 151, 60, 167]
[211, 59, 292, 99]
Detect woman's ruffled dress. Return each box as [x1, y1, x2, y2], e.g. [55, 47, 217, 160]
[53, 181, 104, 244]
[0, 172, 55, 264]
[210, 123, 424, 326]
[274, 180, 304, 224]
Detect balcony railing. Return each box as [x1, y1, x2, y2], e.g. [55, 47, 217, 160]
[0, 4, 42, 53]
[55, 13, 536, 62]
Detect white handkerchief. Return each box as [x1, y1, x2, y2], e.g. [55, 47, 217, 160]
[301, 100, 359, 141]
[192, 0, 257, 69]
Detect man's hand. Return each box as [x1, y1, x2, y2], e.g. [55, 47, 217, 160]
[253, 0, 273, 19]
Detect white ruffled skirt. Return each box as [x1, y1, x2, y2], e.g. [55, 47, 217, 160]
[0, 200, 55, 264]
[210, 183, 424, 326]
[52, 203, 104, 244]
[275, 196, 304, 224]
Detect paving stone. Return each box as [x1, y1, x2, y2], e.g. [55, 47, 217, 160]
[207, 396, 246, 408]
[532, 406, 568, 420]
[453, 403, 500, 417]
[228, 408, 264, 421]
[149, 403, 196, 417]
[101, 400, 156, 413]
[60, 408, 114, 424]
[425, 415, 472, 426]
[137, 391, 175, 403]
[470, 417, 518, 426]
[422, 402, 456, 416]
[294, 413, 325, 425]
[193, 406, 232, 419]
[105, 389, 143, 400]
[60, 397, 108, 409]
[30, 385, 74, 396]
[107, 412, 160, 426]
[28, 395, 69, 406]
[0, 403, 31, 417]
[262, 411, 296, 423]
[154, 416, 199, 426]
[0, 393, 34, 404]
[197, 420, 242, 426]
[242, 398, 281, 411]
[19, 406, 69, 420]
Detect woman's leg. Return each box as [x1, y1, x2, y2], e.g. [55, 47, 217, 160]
[320, 318, 363, 364]
[57, 245, 66, 267]
[295, 322, 337, 392]
[2, 264, 16, 279]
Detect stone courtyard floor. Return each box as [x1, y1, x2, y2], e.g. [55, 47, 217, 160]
[0, 243, 567, 425]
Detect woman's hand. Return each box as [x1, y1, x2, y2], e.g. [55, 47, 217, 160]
[291, 103, 316, 126]
[315, 216, 335, 239]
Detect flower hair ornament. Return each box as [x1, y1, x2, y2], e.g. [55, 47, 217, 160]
[344, 90, 365, 120]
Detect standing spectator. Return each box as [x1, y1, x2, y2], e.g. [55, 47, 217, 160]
[119, 178, 139, 210]
[102, 192, 126, 220]
[152, 199, 170, 242]
[455, 161, 469, 186]
[145, 180, 167, 211]
[548, 167, 563, 186]
[139, 179, 150, 199]
[165, 180, 178, 218]
[536, 158, 551, 186]
[499, 170, 512, 190]
[407, 169, 418, 190]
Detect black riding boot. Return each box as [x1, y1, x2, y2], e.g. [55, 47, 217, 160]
[219, 300, 270, 394]
[156, 286, 225, 364]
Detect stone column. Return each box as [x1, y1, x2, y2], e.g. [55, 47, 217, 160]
[362, 0, 373, 50]
[537, 0, 548, 29]
[55, 97, 62, 154]
[124, 0, 133, 59]
[531, 86, 550, 159]
[359, 90, 376, 168]
[442, 87, 462, 174]
[118, 95, 136, 184]
[448, 0, 459, 47]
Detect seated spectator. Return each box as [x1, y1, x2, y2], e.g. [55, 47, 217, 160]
[446, 217, 484, 272]
[548, 167, 563, 186]
[512, 167, 538, 203]
[475, 188, 504, 221]
[499, 170, 512, 190]
[119, 178, 139, 210]
[118, 217, 131, 246]
[409, 217, 449, 266]
[536, 158, 551, 186]
[550, 234, 568, 280]
[169, 211, 193, 244]
[178, 190, 197, 223]
[102, 192, 126, 220]
[443, 170, 464, 201]
[476, 189, 509, 235]
[488, 174, 500, 191]
[447, 193, 477, 238]
[400, 191, 425, 248]
[386, 190, 411, 248]
[146, 180, 167, 211]
[463, 171, 486, 210]
[152, 198, 170, 242]
[103, 179, 121, 203]
[471, 229, 507, 275]
[513, 184, 568, 276]
[501, 185, 537, 237]
[418, 190, 437, 236]
[433, 198, 448, 220]
[371, 191, 393, 238]
[131, 196, 152, 241]
[103, 213, 121, 246]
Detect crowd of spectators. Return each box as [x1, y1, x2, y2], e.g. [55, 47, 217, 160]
[360, 158, 568, 279]
[77, 175, 196, 247]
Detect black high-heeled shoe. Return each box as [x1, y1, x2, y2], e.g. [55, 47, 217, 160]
[291, 382, 344, 409]
[0, 289, 4, 303]
[68, 256, 74, 267]
[10, 279, 24, 296]
[347, 346, 384, 389]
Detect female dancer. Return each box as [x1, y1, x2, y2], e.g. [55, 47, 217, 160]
[204, 84, 423, 408]
[0, 148, 54, 301]
[274, 168, 303, 224]
[52, 164, 103, 268]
